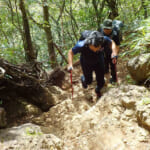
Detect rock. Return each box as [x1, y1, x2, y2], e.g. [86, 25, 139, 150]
[0, 107, 7, 128]
[48, 67, 65, 87]
[144, 77, 150, 88]
[1, 85, 150, 150]
[124, 109, 135, 117]
[136, 104, 150, 130]
[25, 104, 42, 115]
[5, 98, 42, 122]
[0, 123, 67, 150]
[48, 86, 68, 104]
[127, 53, 150, 83]
[0, 67, 5, 78]
[121, 96, 136, 109]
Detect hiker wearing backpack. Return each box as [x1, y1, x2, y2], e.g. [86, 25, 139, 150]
[68, 31, 118, 98]
[98, 19, 121, 84]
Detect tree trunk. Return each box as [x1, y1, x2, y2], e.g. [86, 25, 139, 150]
[0, 107, 7, 128]
[0, 58, 56, 111]
[106, 0, 119, 19]
[92, 0, 106, 29]
[19, 0, 37, 63]
[42, 0, 58, 68]
[65, 0, 78, 41]
[141, 0, 148, 19]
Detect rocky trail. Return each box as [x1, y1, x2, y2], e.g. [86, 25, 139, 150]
[0, 55, 150, 150]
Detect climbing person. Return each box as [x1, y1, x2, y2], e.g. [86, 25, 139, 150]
[67, 31, 118, 99]
[98, 19, 121, 84]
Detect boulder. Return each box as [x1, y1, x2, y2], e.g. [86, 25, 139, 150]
[127, 53, 150, 83]
[0, 123, 67, 150]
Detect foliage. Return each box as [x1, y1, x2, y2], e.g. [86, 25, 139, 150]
[0, 0, 149, 67]
[0, 1, 26, 64]
[141, 97, 150, 105]
[25, 127, 42, 136]
[125, 75, 136, 84]
[120, 17, 150, 58]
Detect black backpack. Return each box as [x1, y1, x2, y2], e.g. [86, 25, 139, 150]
[79, 30, 92, 41]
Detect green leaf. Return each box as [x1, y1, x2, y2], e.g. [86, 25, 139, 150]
[142, 98, 150, 105]
[25, 127, 42, 136]
[4, 74, 13, 79]
[85, 0, 90, 4]
[126, 75, 136, 84]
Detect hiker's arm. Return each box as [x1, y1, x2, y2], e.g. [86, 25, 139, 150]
[116, 45, 120, 54]
[68, 49, 74, 70]
[111, 40, 118, 56]
[111, 40, 118, 64]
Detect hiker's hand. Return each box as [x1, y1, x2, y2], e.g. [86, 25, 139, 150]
[112, 55, 118, 64]
[68, 66, 73, 72]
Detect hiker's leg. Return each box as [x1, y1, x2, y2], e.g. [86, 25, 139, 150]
[94, 54, 105, 91]
[80, 59, 93, 86]
[94, 61, 105, 98]
[110, 59, 117, 82]
[104, 50, 110, 84]
[95, 65, 105, 90]
[104, 51, 109, 74]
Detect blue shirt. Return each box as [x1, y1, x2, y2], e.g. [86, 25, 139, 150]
[72, 36, 112, 65]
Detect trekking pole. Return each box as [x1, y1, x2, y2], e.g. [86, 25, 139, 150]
[70, 70, 73, 100]
[114, 63, 118, 83]
[112, 56, 118, 84]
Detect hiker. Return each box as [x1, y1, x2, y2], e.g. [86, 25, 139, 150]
[67, 31, 118, 98]
[98, 19, 121, 84]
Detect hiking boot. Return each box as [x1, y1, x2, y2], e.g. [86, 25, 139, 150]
[109, 78, 117, 84]
[81, 75, 88, 89]
[96, 92, 101, 99]
[95, 86, 101, 99]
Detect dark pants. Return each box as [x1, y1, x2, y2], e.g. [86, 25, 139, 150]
[104, 48, 116, 80]
[80, 55, 105, 90]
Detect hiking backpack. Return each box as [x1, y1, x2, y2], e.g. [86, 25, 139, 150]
[79, 30, 92, 41]
[112, 20, 124, 41]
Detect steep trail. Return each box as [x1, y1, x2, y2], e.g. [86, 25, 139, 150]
[1, 51, 150, 150]
[34, 55, 150, 149]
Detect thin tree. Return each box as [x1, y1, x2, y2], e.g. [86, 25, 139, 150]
[19, 0, 36, 63]
[92, 0, 106, 28]
[105, 0, 119, 19]
[42, 0, 58, 68]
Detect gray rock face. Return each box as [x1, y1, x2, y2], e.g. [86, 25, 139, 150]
[0, 123, 67, 150]
[137, 101, 150, 130]
[127, 53, 150, 83]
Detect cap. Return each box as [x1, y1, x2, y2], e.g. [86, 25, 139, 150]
[103, 19, 113, 29]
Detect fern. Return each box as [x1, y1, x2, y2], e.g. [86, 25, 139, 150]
[121, 17, 150, 58]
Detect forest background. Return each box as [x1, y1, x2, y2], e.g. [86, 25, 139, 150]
[0, 0, 149, 70]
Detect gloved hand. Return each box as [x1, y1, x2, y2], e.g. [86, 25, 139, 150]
[67, 66, 73, 72]
[112, 55, 118, 64]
